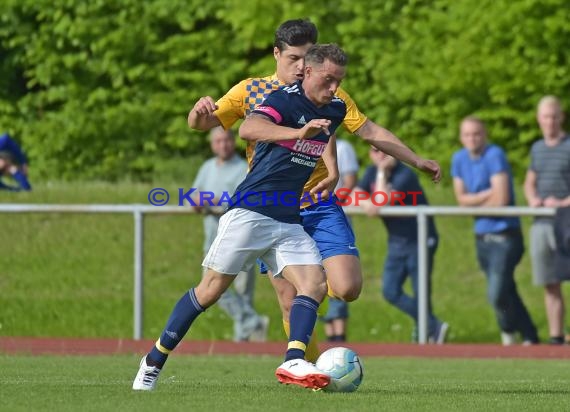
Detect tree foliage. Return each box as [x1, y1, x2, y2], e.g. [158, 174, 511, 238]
[1, 0, 569, 181]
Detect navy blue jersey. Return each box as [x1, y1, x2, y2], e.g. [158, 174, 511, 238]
[229, 81, 347, 223]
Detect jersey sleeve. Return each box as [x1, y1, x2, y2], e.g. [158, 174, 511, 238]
[214, 80, 247, 129]
[251, 89, 287, 124]
[486, 147, 510, 176]
[450, 151, 462, 179]
[336, 88, 367, 133]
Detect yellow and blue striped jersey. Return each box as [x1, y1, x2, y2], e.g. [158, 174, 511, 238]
[214, 74, 367, 206]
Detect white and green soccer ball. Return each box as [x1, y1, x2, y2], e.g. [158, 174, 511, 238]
[316, 347, 364, 392]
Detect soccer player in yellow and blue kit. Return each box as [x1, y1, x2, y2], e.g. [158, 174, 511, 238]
[188, 19, 441, 361]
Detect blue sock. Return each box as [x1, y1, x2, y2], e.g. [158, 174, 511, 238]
[285, 295, 319, 361]
[148, 288, 204, 368]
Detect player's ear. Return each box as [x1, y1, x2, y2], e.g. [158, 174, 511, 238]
[273, 47, 280, 60]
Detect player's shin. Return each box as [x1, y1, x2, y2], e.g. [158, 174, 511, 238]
[285, 295, 319, 361]
[147, 288, 205, 368]
[283, 319, 320, 363]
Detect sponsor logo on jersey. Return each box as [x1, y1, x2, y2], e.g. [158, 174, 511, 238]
[277, 139, 327, 156]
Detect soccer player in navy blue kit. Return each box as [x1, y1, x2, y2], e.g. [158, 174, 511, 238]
[133, 44, 348, 391]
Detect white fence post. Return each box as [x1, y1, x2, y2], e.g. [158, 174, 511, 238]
[133, 208, 144, 340]
[417, 208, 429, 344]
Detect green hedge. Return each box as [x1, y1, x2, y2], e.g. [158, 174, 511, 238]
[1, 0, 569, 181]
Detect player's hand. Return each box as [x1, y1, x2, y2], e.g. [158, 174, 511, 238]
[192, 96, 218, 115]
[299, 119, 331, 139]
[417, 159, 441, 183]
[310, 174, 339, 201]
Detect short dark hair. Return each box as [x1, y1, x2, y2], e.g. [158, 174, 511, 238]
[274, 19, 318, 50]
[304, 43, 348, 67]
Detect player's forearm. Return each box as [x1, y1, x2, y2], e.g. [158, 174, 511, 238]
[356, 121, 421, 169]
[321, 135, 339, 182]
[239, 117, 301, 142]
[187, 110, 221, 131]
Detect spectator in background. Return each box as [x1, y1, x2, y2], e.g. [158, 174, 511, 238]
[191, 127, 269, 342]
[524, 96, 570, 345]
[0, 133, 31, 191]
[320, 138, 359, 342]
[453, 116, 539, 345]
[354, 146, 448, 344]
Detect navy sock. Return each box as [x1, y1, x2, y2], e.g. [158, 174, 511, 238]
[148, 288, 204, 368]
[285, 295, 319, 361]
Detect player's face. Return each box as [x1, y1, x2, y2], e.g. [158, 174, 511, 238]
[304, 60, 346, 106]
[274, 43, 313, 84]
[210, 131, 235, 161]
[460, 120, 487, 155]
[537, 103, 564, 139]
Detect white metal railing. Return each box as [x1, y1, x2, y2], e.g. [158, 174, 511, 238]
[0, 204, 555, 343]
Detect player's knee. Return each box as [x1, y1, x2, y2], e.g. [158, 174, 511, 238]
[196, 271, 232, 307]
[330, 282, 362, 302]
[342, 287, 361, 302]
[299, 278, 328, 302]
[195, 286, 224, 308]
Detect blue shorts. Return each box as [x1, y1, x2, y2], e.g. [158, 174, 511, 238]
[300, 198, 359, 260]
[256, 198, 358, 273]
[258, 258, 268, 274]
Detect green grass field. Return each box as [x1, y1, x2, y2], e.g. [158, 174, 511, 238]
[1, 181, 569, 343]
[1, 354, 568, 412]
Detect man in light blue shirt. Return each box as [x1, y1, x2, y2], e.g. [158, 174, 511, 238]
[452, 116, 538, 345]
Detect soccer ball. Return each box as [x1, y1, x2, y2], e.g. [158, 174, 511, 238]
[316, 347, 363, 392]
